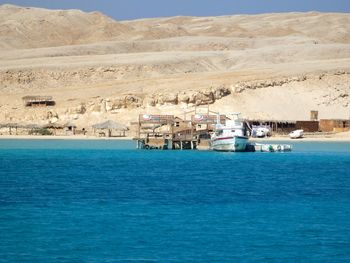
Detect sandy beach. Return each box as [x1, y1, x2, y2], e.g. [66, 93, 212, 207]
[0, 135, 133, 140]
[1, 131, 350, 142]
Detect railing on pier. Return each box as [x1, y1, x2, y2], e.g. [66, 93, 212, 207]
[173, 129, 196, 141]
[191, 114, 226, 124]
[139, 114, 175, 124]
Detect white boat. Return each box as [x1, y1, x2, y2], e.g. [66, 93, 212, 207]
[211, 113, 249, 152]
[289, 129, 304, 139]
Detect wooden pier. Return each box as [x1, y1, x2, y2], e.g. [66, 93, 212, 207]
[134, 109, 225, 150]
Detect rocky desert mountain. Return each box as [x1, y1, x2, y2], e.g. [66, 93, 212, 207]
[0, 4, 349, 128]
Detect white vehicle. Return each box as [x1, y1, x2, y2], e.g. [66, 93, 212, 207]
[289, 129, 304, 139]
[250, 125, 271, 138]
[256, 127, 271, 138]
[211, 113, 249, 152]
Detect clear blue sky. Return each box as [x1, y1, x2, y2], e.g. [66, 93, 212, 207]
[1, 0, 350, 20]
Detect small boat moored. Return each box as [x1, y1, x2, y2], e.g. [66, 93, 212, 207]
[254, 143, 292, 152]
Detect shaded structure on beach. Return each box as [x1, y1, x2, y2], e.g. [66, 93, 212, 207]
[43, 123, 63, 135]
[44, 122, 82, 135]
[0, 122, 51, 135]
[92, 120, 128, 137]
[0, 122, 21, 135]
[245, 119, 319, 133]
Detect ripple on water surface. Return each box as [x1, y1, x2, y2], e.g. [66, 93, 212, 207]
[0, 140, 350, 262]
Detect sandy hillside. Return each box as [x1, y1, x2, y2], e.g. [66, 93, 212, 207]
[0, 4, 349, 128]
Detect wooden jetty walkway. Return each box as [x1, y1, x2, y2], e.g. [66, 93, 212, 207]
[134, 109, 225, 150]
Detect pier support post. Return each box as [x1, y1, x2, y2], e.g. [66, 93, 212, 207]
[191, 141, 194, 150]
[180, 141, 183, 150]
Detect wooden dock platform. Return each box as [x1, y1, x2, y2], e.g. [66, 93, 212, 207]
[134, 111, 222, 150]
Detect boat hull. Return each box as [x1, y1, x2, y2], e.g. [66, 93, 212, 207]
[211, 136, 248, 152]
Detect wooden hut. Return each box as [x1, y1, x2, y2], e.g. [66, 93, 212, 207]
[295, 121, 319, 132]
[22, 96, 55, 107]
[319, 119, 350, 132]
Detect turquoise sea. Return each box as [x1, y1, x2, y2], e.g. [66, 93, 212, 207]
[0, 139, 350, 262]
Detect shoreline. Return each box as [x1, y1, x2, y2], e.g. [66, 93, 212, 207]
[0, 135, 134, 140]
[251, 135, 350, 142]
[0, 134, 350, 142]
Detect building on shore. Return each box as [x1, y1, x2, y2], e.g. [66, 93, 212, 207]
[319, 119, 350, 132]
[245, 120, 319, 133]
[22, 96, 55, 107]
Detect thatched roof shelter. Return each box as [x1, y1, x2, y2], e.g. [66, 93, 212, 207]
[23, 123, 44, 129]
[0, 122, 21, 128]
[0, 122, 47, 129]
[43, 123, 64, 129]
[92, 120, 128, 131]
[0, 122, 43, 135]
[92, 120, 128, 137]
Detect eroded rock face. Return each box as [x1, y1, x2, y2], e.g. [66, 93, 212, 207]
[154, 93, 178, 105]
[189, 91, 215, 105]
[72, 103, 86, 114]
[143, 97, 156, 107]
[232, 77, 308, 93]
[213, 86, 231, 100]
[91, 104, 101, 112]
[232, 71, 350, 94]
[111, 98, 125, 110]
[189, 86, 231, 105]
[109, 95, 143, 110]
[125, 95, 142, 108]
[178, 92, 190, 104]
[59, 86, 232, 118]
[151, 86, 231, 106]
[46, 111, 59, 120]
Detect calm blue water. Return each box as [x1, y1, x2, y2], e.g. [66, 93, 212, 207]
[0, 139, 350, 262]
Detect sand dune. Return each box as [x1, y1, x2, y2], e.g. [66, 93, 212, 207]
[1, 5, 350, 50]
[0, 4, 134, 49]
